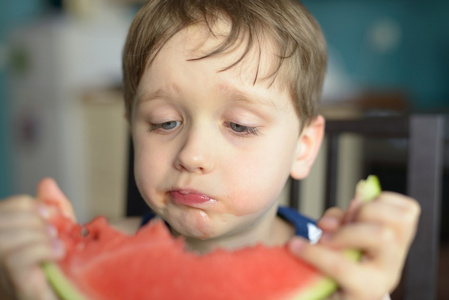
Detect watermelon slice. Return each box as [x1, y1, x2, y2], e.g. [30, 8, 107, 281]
[42, 175, 381, 300]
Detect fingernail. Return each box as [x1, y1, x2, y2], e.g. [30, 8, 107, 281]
[47, 224, 58, 238]
[52, 239, 65, 257]
[289, 238, 306, 253]
[320, 216, 339, 227]
[319, 232, 332, 243]
[38, 205, 50, 219]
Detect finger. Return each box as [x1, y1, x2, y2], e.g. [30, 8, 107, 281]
[317, 222, 404, 294]
[17, 274, 60, 300]
[13, 266, 59, 300]
[288, 238, 388, 299]
[0, 227, 59, 255]
[342, 197, 363, 224]
[3, 244, 61, 300]
[317, 207, 345, 232]
[327, 292, 345, 300]
[0, 195, 37, 213]
[356, 200, 420, 247]
[2, 241, 64, 300]
[319, 223, 401, 264]
[377, 192, 420, 211]
[0, 210, 48, 231]
[37, 178, 76, 221]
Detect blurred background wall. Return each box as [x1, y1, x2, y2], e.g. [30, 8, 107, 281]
[0, 0, 137, 221]
[0, 0, 448, 221]
[303, 0, 449, 111]
[0, 1, 44, 198]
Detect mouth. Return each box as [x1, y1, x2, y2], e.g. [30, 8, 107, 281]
[169, 189, 215, 206]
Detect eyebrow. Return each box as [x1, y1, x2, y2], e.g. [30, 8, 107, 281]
[135, 84, 278, 109]
[135, 83, 181, 106]
[135, 89, 167, 105]
[218, 84, 278, 109]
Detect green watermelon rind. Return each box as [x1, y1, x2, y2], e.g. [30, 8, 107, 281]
[293, 277, 338, 300]
[356, 175, 381, 203]
[43, 175, 381, 300]
[42, 262, 87, 300]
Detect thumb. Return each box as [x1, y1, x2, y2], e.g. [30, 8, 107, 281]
[37, 177, 77, 221]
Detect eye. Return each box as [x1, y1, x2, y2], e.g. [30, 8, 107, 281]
[149, 121, 182, 132]
[227, 122, 260, 136]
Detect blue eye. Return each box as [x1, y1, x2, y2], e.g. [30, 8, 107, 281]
[230, 123, 247, 133]
[228, 122, 260, 136]
[161, 121, 180, 130]
[149, 121, 182, 132]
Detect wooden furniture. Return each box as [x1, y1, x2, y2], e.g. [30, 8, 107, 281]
[290, 114, 445, 300]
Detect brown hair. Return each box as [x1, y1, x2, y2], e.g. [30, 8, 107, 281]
[122, 0, 327, 127]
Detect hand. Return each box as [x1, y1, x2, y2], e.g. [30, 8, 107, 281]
[288, 192, 420, 300]
[0, 178, 75, 300]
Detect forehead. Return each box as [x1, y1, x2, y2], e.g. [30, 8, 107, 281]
[134, 22, 297, 117]
[148, 21, 285, 89]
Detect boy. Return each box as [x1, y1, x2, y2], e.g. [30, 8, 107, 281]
[0, 0, 420, 299]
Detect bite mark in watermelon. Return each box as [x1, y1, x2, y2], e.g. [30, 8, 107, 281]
[42, 176, 381, 300]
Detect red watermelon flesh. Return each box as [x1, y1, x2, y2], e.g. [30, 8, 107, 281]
[43, 176, 381, 300]
[43, 213, 336, 300]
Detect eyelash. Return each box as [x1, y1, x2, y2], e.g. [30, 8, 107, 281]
[148, 121, 260, 137]
[148, 121, 182, 132]
[226, 122, 261, 136]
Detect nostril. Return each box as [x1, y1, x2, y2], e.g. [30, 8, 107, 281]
[174, 131, 215, 174]
[175, 154, 214, 174]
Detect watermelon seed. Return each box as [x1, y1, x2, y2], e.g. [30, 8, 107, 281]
[81, 227, 89, 237]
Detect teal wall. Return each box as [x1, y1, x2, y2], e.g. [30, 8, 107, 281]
[0, 1, 43, 198]
[303, 0, 449, 110]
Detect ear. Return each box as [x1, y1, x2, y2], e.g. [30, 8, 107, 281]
[290, 115, 325, 180]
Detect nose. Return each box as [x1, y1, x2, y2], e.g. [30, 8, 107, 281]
[174, 127, 215, 174]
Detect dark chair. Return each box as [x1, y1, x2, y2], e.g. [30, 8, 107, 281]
[126, 139, 150, 218]
[290, 114, 445, 300]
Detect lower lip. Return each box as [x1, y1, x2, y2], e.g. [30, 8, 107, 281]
[170, 191, 213, 206]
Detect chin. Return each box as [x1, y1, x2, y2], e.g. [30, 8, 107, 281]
[171, 222, 213, 240]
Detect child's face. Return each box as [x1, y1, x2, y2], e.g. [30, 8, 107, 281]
[131, 25, 303, 242]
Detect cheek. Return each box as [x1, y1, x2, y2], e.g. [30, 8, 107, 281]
[224, 135, 297, 215]
[132, 136, 170, 200]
